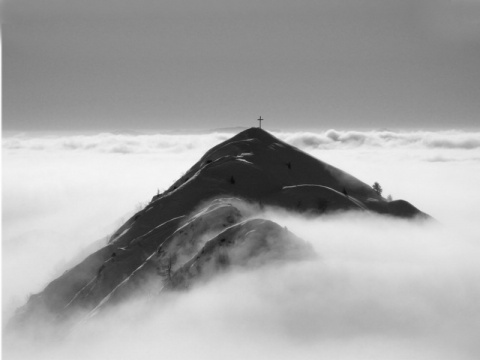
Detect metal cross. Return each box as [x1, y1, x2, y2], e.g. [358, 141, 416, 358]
[258, 116, 263, 129]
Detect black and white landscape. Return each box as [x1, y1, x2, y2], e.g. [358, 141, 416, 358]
[3, 128, 480, 360]
[4, 1, 480, 359]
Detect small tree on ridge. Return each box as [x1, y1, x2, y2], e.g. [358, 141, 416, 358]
[372, 182, 383, 196]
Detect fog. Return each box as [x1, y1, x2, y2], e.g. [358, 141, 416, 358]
[3, 129, 480, 359]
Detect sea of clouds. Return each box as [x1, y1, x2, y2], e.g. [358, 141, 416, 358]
[3, 129, 480, 359]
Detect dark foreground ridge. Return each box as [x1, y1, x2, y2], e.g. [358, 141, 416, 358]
[10, 128, 429, 328]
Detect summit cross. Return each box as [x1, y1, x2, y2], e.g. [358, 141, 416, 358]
[257, 116, 263, 129]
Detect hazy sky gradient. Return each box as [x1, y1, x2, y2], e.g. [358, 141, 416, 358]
[3, 0, 480, 131]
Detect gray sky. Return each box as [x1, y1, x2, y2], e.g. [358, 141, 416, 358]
[3, 0, 480, 131]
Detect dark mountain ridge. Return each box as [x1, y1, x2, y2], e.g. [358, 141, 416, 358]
[10, 128, 428, 327]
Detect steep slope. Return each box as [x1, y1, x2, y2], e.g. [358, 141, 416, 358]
[10, 128, 428, 327]
[168, 219, 314, 290]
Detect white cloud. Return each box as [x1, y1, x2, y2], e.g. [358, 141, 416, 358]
[2, 132, 232, 154]
[4, 212, 480, 360]
[4, 130, 480, 154]
[3, 129, 480, 359]
[278, 129, 480, 150]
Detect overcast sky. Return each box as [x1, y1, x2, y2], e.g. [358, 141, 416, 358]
[3, 0, 480, 131]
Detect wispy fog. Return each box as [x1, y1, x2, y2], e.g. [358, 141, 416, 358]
[3, 129, 480, 359]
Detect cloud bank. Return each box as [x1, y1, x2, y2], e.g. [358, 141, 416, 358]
[2, 132, 232, 154]
[4, 130, 480, 154]
[4, 212, 480, 360]
[282, 129, 480, 151]
[3, 129, 480, 359]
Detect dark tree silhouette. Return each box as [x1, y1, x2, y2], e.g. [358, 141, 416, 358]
[97, 264, 105, 276]
[342, 187, 348, 197]
[159, 254, 176, 285]
[296, 200, 303, 209]
[217, 252, 230, 268]
[372, 182, 383, 196]
[317, 198, 328, 213]
[286, 162, 292, 170]
[230, 176, 236, 184]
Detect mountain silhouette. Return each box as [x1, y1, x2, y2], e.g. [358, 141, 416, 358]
[11, 128, 428, 327]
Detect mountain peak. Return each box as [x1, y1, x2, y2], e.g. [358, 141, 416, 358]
[9, 128, 429, 328]
[232, 126, 277, 141]
[197, 127, 281, 162]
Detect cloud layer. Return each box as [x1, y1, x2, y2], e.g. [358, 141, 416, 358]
[282, 129, 480, 151]
[3, 130, 480, 359]
[5, 212, 480, 360]
[2, 132, 231, 154]
[4, 129, 480, 153]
